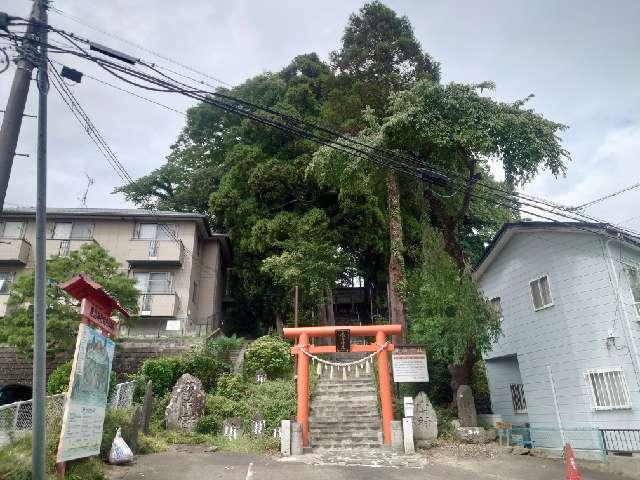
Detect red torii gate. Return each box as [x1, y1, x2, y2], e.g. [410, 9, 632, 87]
[283, 324, 401, 447]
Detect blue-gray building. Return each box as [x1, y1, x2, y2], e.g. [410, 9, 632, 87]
[473, 222, 640, 454]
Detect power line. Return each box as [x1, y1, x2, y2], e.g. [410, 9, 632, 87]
[4, 21, 635, 239]
[48, 5, 233, 88]
[571, 181, 640, 211]
[49, 58, 187, 116]
[47, 61, 219, 275]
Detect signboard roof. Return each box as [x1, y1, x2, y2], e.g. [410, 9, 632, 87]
[60, 273, 129, 318]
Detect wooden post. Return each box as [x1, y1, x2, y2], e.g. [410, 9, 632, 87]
[296, 332, 310, 447]
[142, 380, 154, 434]
[376, 330, 393, 445]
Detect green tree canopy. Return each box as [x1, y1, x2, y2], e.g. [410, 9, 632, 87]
[407, 226, 501, 403]
[0, 243, 139, 357]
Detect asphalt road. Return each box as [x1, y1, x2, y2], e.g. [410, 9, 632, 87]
[104, 445, 627, 480]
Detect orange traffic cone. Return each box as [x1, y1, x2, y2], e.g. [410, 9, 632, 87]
[564, 444, 581, 480]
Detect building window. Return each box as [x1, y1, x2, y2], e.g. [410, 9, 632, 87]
[623, 265, 640, 317]
[134, 272, 173, 294]
[510, 383, 527, 413]
[51, 221, 93, 239]
[0, 272, 14, 294]
[585, 368, 632, 410]
[192, 281, 199, 304]
[490, 297, 503, 320]
[0, 221, 24, 239]
[530, 275, 553, 310]
[135, 223, 176, 241]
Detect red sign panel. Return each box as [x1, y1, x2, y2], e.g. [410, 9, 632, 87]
[80, 298, 118, 336]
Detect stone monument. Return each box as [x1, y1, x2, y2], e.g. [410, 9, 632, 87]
[251, 413, 266, 437]
[456, 385, 477, 427]
[412, 391, 438, 448]
[223, 417, 243, 439]
[165, 374, 205, 431]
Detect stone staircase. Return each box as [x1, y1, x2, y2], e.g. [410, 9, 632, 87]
[309, 354, 382, 449]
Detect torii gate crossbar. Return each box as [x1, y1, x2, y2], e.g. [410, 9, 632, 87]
[283, 324, 401, 447]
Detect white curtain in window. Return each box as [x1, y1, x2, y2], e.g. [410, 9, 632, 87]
[53, 222, 72, 239]
[71, 222, 92, 239]
[2, 222, 23, 238]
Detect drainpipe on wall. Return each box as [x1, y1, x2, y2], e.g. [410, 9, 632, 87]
[603, 237, 640, 386]
[547, 364, 566, 446]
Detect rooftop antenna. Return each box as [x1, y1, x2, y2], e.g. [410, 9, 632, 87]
[78, 172, 94, 208]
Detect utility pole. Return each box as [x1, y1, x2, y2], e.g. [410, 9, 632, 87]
[32, 1, 48, 478]
[0, 1, 40, 211]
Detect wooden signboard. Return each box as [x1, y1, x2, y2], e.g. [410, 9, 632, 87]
[335, 329, 351, 352]
[496, 421, 512, 430]
[80, 298, 118, 336]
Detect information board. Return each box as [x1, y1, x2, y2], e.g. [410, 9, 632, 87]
[392, 346, 429, 383]
[57, 324, 115, 463]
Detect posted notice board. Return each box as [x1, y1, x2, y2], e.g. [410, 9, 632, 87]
[392, 346, 429, 383]
[57, 324, 115, 462]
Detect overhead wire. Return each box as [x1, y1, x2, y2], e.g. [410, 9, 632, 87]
[3, 20, 631, 233]
[46, 59, 219, 276]
[4, 20, 638, 243]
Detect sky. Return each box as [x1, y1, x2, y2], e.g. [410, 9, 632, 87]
[1, 0, 639, 229]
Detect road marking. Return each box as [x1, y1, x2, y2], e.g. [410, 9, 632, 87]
[245, 462, 254, 480]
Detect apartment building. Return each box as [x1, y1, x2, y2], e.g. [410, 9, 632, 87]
[0, 208, 231, 337]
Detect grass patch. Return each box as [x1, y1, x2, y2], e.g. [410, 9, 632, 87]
[0, 433, 105, 480]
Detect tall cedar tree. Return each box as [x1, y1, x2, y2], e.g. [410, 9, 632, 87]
[329, 1, 439, 340]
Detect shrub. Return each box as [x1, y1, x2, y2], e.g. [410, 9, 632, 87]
[139, 351, 230, 397]
[215, 373, 248, 400]
[242, 379, 296, 431]
[206, 334, 244, 355]
[48, 360, 116, 399]
[195, 414, 218, 435]
[180, 351, 228, 392]
[243, 335, 292, 378]
[140, 356, 181, 397]
[201, 394, 249, 434]
[435, 405, 454, 439]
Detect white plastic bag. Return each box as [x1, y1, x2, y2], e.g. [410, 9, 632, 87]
[108, 427, 134, 465]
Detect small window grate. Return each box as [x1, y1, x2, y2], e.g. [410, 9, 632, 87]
[510, 383, 527, 413]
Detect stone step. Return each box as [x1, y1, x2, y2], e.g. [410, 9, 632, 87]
[310, 405, 378, 412]
[310, 439, 382, 448]
[314, 383, 378, 395]
[310, 426, 380, 434]
[311, 398, 376, 404]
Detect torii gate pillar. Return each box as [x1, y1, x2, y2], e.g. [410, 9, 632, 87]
[284, 324, 401, 447]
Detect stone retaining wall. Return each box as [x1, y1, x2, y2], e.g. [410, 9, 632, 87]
[0, 346, 70, 386]
[1, 337, 245, 386]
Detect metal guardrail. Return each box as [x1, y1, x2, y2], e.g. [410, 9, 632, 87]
[600, 429, 640, 454]
[0, 381, 136, 447]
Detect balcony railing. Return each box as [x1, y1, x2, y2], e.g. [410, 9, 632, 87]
[0, 238, 31, 265]
[127, 240, 183, 266]
[138, 293, 178, 317]
[46, 239, 97, 258]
